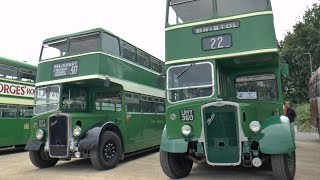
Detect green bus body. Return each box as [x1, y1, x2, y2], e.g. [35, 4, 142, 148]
[26, 28, 166, 170]
[160, 0, 296, 179]
[0, 56, 36, 148]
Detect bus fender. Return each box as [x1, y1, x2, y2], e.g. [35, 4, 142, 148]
[78, 122, 122, 151]
[160, 125, 188, 153]
[256, 116, 296, 154]
[24, 139, 45, 151]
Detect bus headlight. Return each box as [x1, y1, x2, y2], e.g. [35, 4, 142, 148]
[73, 126, 82, 137]
[36, 129, 44, 140]
[249, 121, 261, 133]
[181, 125, 192, 136]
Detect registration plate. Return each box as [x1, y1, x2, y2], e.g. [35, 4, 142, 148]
[202, 34, 232, 51]
[180, 109, 194, 121]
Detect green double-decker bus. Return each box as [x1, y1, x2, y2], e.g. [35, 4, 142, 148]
[25, 28, 165, 170]
[0, 57, 36, 148]
[160, 0, 295, 179]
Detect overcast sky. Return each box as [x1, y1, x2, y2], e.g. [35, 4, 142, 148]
[0, 0, 318, 65]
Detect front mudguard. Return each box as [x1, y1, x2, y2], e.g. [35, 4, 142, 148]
[160, 125, 189, 153]
[256, 116, 295, 154]
[25, 139, 45, 151]
[78, 122, 122, 151]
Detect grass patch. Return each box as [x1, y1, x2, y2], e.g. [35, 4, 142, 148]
[295, 104, 314, 132]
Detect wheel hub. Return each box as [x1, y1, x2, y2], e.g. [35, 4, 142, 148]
[104, 143, 116, 160]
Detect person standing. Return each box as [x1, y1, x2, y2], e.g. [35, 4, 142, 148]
[284, 101, 297, 140]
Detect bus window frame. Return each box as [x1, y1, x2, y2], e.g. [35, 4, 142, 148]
[234, 73, 278, 101]
[166, 62, 215, 104]
[166, 0, 271, 27]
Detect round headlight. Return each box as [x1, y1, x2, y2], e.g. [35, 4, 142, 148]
[170, 114, 176, 120]
[36, 129, 44, 140]
[73, 126, 82, 137]
[181, 125, 192, 136]
[249, 121, 261, 133]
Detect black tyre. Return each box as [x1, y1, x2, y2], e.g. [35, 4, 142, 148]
[29, 146, 58, 168]
[160, 150, 193, 179]
[271, 151, 296, 180]
[90, 131, 122, 170]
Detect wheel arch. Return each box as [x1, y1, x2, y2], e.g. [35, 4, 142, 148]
[256, 116, 296, 154]
[78, 121, 124, 154]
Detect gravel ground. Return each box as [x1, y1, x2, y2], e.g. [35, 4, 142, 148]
[0, 133, 319, 180]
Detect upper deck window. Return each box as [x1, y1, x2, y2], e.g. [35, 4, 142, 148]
[217, 0, 268, 17]
[41, 39, 68, 61]
[102, 33, 120, 56]
[167, 62, 214, 102]
[19, 68, 36, 82]
[235, 74, 277, 101]
[69, 33, 100, 55]
[0, 64, 18, 80]
[120, 41, 137, 63]
[168, 0, 213, 25]
[137, 49, 151, 68]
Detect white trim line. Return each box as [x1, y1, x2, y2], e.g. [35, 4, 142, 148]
[166, 48, 278, 65]
[199, 101, 247, 166]
[39, 52, 162, 75]
[166, 11, 273, 31]
[36, 75, 165, 98]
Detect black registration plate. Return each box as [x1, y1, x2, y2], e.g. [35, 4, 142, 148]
[180, 109, 194, 121]
[202, 34, 232, 51]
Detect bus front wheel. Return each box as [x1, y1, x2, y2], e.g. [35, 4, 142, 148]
[160, 150, 193, 179]
[29, 146, 58, 168]
[90, 131, 122, 170]
[271, 151, 296, 180]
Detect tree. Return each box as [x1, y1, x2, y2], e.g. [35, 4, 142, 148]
[280, 3, 320, 103]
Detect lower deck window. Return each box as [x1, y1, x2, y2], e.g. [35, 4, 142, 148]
[95, 92, 122, 112]
[0, 104, 33, 118]
[235, 74, 277, 101]
[141, 95, 154, 113]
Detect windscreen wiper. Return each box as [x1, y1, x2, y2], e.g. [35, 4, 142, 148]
[170, 0, 199, 6]
[176, 63, 194, 79]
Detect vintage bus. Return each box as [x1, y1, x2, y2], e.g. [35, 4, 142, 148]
[160, 0, 295, 179]
[25, 28, 166, 170]
[309, 67, 320, 137]
[0, 56, 36, 148]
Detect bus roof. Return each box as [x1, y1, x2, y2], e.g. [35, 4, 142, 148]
[43, 28, 116, 43]
[0, 56, 37, 70]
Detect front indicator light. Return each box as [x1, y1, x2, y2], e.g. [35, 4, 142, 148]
[249, 121, 261, 133]
[73, 126, 82, 137]
[36, 129, 44, 140]
[181, 125, 192, 136]
[170, 114, 176, 120]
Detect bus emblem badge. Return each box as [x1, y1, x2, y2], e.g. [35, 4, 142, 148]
[207, 113, 215, 126]
[51, 120, 58, 127]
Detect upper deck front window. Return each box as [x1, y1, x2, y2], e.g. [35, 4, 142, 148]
[40, 33, 100, 61]
[217, 0, 268, 17]
[69, 33, 100, 55]
[41, 39, 68, 61]
[168, 0, 213, 25]
[167, 0, 269, 26]
[167, 62, 214, 103]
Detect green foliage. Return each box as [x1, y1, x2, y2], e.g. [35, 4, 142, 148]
[280, 3, 320, 103]
[295, 104, 313, 132]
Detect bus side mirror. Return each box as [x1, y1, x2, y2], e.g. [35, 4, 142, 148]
[281, 63, 289, 77]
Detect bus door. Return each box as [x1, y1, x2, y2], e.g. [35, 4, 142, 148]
[124, 92, 144, 152]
